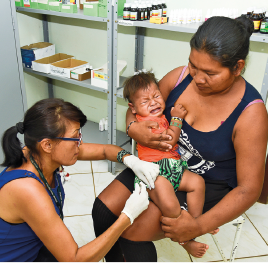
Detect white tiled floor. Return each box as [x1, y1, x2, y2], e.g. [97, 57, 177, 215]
[62, 160, 268, 262]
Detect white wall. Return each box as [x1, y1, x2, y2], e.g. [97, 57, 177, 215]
[17, 0, 268, 132]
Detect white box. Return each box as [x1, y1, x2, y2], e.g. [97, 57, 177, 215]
[32, 53, 74, 74]
[50, 58, 89, 78]
[91, 60, 127, 89]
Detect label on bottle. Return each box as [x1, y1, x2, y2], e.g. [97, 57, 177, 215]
[253, 20, 261, 30]
[162, 8, 167, 17]
[260, 22, 268, 32]
[23, 0, 30, 7]
[141, 12, 144, 20]
[130, 11, 137, 20]
[123, 10, 130, 19]
[145, 12, 148, 20]
[158, 9, 162, 17]
[152, 10, 158, 17]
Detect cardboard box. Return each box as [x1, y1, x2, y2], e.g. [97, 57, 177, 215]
[91, 60, 127, 89]
[79, 0, 96, 10]
[30, 0, 38, 8]
[61, 3, 77, 13]
[21, 42, 55, 68]
[48, 1, 62, 11]
[150, 17, 168, 24]
[50, 58, 89, 78]
[15, 0, 24, 7]
[117, 0, 126, 17]
[70, 66, 91, 81]
[32, 53, 74, 74]
[98, 3, 106, 17]
[83, 2, 98, 16]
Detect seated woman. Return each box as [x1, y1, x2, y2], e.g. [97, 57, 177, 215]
[0, 98, 160, 262]
[92, 16, 268, 261]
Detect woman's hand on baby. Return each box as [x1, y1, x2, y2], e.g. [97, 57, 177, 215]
[171, 104, 187, 119]
[128, 121, 173, 151]
[123, 155, 159, 189]
[122, 182, 149, 224]
[160, 210, 202, 242]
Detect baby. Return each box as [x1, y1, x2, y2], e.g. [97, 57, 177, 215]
[123, 71, 209, 258]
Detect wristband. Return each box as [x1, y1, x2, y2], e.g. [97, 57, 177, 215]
[117, 149, 131, 163]
[170, 121, 182, 129]
[126, 121, 137, 137]
[171, 117, 183, 122]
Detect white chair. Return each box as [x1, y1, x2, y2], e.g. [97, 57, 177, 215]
[131, 139, 245, 262]
[211, 215, 245, 262]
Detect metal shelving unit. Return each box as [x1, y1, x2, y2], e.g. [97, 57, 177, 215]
[15, 2, 117, 173]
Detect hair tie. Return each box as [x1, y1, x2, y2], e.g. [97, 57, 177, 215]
[16, 122, 24, 134]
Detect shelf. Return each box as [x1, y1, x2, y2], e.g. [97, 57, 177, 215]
[82, 120, 131, 152]
[117, 18, 268, 43]
[24, 67, 109, 93]
[16, 7, 107, 22]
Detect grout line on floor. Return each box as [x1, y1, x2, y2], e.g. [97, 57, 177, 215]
[244, 213, 268, 246]
[64, 214, 92, 218]
[91, 162, 97, 199]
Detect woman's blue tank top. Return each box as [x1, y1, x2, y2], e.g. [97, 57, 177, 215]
[163, 74, 263, 188]
[0, 168, 65, 262]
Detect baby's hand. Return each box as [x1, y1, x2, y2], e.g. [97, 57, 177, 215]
[171, 104, 187, 119]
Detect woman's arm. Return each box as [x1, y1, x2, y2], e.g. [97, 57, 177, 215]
[126, 108, 172, 151]
[78, 142, 159, 189]
[161, 103, 268, 242]
[258, 154, 268, 204]
[10, 177, 148, 262]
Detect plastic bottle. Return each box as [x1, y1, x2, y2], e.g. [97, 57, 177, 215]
[152, 1, 158, 17]
[162, 0, 167, 17]
[104, 119, 108, 130]
[99, 119, 104, 131]
[147, 2, 152, 19]
[123, 3, 131, 20]
[157, 1, 162, 17]
[250, 9, 262, 32]
[169, 9, 174, 24]
[130, 4, 138, 21]
[137, 3, 144, 21]
[260, 11, 268, 34]
[143, 4, 148, 20]
[205, 9, 211, 21]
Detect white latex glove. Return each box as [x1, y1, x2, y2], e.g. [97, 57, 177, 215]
[122, 182, 149, 224]
[123, 155, 159, 190]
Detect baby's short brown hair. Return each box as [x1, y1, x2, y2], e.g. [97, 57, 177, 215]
[123, 71, 159, 103]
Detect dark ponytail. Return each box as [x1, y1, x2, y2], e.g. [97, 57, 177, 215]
[190, 16, 254, 73]
[1, 98, 87, 168]
[1, 126, 26, 168]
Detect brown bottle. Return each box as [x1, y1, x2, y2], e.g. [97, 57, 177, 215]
[250, 10, 262, 32]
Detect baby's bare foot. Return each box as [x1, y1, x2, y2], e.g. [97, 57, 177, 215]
[182, 240, 209, 258]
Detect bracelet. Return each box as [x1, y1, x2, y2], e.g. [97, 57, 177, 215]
[170, 121, 182, 128]
[171, 117, 183, 122]
[117, 150, 131, 163]
[126, 121, 136, 137]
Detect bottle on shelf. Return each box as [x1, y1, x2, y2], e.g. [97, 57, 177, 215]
[162, 0, 167, 17]
[143, 4, 148, 20]
[250, 9, 262, 32]
[137, 3, 144, 21]
[147, 2, 152, 20]
[260, 10, 268, 34]
[152, 1, 159, 18]
[246, 7, 253, 19]
[130, 4, 138, 21]
[157, 1, 163, 17]
[123, 3, 131, 20]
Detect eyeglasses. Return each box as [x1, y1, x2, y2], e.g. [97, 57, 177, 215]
[55, 128, 82, 147]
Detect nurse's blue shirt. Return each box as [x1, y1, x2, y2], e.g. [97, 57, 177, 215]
[0, 168, 65, 262]
[163, 74, 263, 188]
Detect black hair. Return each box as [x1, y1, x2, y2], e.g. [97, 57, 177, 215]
[1, 98, 87, 168]
[123, 71, 158, 103]
[190, 16, 254, 73]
